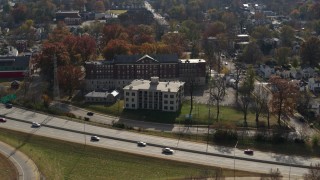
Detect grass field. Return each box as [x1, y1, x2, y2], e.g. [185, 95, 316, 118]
[0, 152, 17, 180]
[0, 128, 261, 179]
[108, 10, 127, 15]
[81, 100, 277, 127]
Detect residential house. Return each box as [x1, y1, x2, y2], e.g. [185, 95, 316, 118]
[308, 77, 320, 93]
[259, 64, 275, 79]
[85, 90, 119, 104]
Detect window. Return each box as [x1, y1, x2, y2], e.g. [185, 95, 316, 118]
[126, 104, 129, 107]
[170, 95, 174, 98]
[170, 101, 174, 104]
[164, 94, 168, 98]
[126, 92, 129, 96]
[170, 106, 174, 110]
[126, 98, 129, 101]
[132, 104, 135, 108]
[132, 98, 134, 102]
[164, 106, 168, 110]
[132, 92, 135, 96]
[164, 100, 168, 104]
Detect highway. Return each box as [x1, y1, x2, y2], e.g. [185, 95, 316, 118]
[0, 105, 318, 179]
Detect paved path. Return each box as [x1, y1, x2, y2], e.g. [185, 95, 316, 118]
[0, 141, 40, 180]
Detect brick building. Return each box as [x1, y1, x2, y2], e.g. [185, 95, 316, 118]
[85, 54, 206, 91]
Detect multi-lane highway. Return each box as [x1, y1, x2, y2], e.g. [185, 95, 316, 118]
[0, 105, 318, 179]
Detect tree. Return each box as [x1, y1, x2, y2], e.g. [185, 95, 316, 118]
[76, 35, 97, 63]
[304, 163, 320, 180]
[58, 65, 84, 97]
[252, 82, 270, 127]
[234, 63, 245, 103]
[238, 42, 262, 64]
[102, 24, 126, 45]
[11, 3, 27, 23]
[261, 168, 282, 180]
[209, 76, 226, 121]
[275, 47, 291, 65]
[300, 36, 320, 67]
[203, 21, 226, 38]
[102, 39, 131, 59]
[280, 25, 295, 47]
[269, 76, 299, 126]
[238, 66, 255, 125]
[94, 1, 105, 13]
[48, 22, 71, 43]
[34, 42, 71, 86]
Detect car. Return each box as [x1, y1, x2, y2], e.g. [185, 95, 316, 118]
[225, 62, 228, 65]
[137, 141, 147, 147]
[0, 117, 6, 122]
[31, 122, 41, 128]
[244, 149, 254, 155]
[87, 112, 94, 116]
[91, 135, 100, 141]
[5, 103, 12, 108]
[162, 147, 174, 154]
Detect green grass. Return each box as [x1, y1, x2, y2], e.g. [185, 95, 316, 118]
[79, 100, 277, 128]
[108, 10, 127, 15]
[0, 128, 261, 180]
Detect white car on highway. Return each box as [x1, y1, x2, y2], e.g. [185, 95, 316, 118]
[32, 122, 41, 128]
[162, 147, 174, 154]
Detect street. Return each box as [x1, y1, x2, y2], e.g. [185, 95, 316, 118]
[0, 104, 319, 179]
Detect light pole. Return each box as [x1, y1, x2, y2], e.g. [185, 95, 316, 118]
[234, 140, 238, 180]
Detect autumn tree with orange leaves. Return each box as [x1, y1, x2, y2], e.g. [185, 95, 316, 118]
[269, 76, 299, 126]
[58, 65, 84, 97]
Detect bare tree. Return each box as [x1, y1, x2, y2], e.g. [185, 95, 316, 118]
[252, 82, 270, 128]
[234, 62, 244, 103]
[261, 168, 282, 180]
[304, 163, 320, 180]
[238, 66, 255, 126]
[209, 76, 226, 121]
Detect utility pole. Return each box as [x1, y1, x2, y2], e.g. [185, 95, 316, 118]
[234, 140, 238, 180]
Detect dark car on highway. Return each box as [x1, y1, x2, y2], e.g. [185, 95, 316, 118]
[5, 103, 12, 108]
[87, 112, 94, 116]
[244, 149, 254, 155]
[0, 117, 6, 122]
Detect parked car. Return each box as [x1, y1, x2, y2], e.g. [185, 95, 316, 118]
[91, 135, 100, 141]
[137, 141, 147, 147]
[32, 122, 41, 128]
[244, 149, 254, 155]
[162, 147, 174, 154]
[0, 117, 6, 122]
[87, 112, 94, 116]
[5, 103, 12, 108]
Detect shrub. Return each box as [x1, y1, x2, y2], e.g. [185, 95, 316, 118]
[312, 135, 319, 147]
[213, 129, 238, 142]
[112, 123, 125, 129]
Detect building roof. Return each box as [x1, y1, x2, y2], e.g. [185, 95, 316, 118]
[180, 59, 206, 63]
[124, 78, 184, 92]
[114, 54, 179, 64]
[0, 56, 30, 69]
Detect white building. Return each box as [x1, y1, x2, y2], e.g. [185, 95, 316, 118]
[123, 77, 185, 112]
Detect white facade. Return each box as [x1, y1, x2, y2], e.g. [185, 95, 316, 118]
[123, 77, 185, 112]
